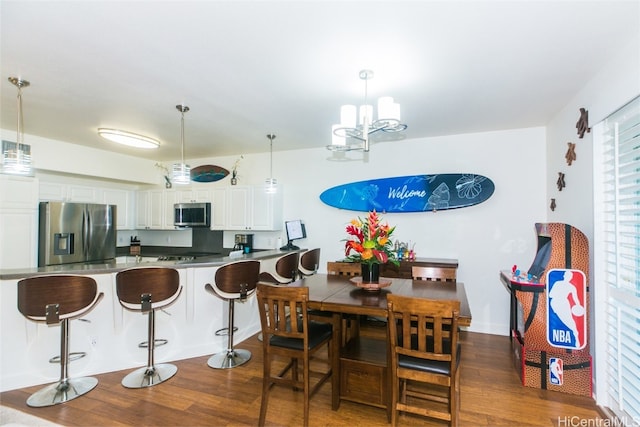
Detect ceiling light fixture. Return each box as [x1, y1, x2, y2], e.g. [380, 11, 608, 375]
[327, 69, 407, 152]
[172, 104, 191, 185]
[2, 77, 34, 176]
[265, 134, 277, 194]
[97, 128, 160, 149]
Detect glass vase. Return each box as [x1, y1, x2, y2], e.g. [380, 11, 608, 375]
[361, 263, 380, 284]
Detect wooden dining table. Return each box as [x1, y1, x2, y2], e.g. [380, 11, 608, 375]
[286, 273, 472, 414]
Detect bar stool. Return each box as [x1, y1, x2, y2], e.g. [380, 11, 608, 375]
[259, 252, 300, 284]
[17, 275, 104, 407]
[298, 248, 321, 277]
[205, 260, 260, 369]
[116, 267, 182, 388]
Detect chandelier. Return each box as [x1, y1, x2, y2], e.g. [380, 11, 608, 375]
[172, 104, 191, 185]
[265, 134, 277, 194]
[2, 77, 34, 176]
[327, 69, 407, 152]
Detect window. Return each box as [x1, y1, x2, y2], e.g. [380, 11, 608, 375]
[593, 95, 640, 422]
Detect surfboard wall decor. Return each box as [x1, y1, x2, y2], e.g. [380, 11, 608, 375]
[319, 174, 495, 213]
[190, 165, 230, 182]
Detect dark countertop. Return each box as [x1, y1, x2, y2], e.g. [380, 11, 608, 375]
[0, 249, 304, 280]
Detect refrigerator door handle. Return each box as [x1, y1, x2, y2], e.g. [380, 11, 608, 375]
[83, 208, 90, 257]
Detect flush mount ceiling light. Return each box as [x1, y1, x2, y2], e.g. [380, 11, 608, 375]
[327, 69, 407, 152]
[2, 77, 34, 176]
[265, 134, 277, 194]
[172, 104, 191, 185]
[97, 128, 160, 149]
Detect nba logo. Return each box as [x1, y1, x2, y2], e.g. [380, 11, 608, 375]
[546, 269, 587, 350]
[549, 358, 563, 385]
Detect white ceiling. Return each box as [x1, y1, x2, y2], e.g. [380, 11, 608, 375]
[1, 1, 639, 162]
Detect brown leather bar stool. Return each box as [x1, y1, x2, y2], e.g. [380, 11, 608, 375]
[205, 260, 260, 369]
[17, 275, 104, 407]
[259, 251, 300, 284]
[298, 248, 321, 277]
[116, 267, 182, 388]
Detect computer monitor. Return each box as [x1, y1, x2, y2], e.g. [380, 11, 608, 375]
[281, 220, 307, 250]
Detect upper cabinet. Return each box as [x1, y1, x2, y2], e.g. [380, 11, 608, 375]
[0, 175, 39, 209]
[102, 189, 134, 230]
[135, 189, 164, 229]
[225, 185, 283, 231]
[0, 175, 39, 269]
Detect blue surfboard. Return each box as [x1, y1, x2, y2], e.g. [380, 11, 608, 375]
[319, 174, 495, 213]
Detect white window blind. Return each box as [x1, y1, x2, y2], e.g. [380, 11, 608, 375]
[594, 95, 640, 422]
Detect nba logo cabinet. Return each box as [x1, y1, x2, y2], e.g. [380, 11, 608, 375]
[500, 223, 592, 396]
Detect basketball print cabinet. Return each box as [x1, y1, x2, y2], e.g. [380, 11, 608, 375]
[500, 223, 592, 397]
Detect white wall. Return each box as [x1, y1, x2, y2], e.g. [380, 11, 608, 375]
[545, 35, 640, 403]
[193, 126, 548, 335]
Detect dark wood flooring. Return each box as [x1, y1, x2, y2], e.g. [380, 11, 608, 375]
[0, 330, 602, 426]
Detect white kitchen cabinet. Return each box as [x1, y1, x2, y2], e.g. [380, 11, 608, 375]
[225, 185, 282, 231]
[0, 175, 39, 269]
[174, 188, 211, 203]
[102, 188, 134, 230]
[135, 189, 164, 229]
[38, 182, 97, 203]
[211, 188, 227, 230]
[0, 175, 39, 209]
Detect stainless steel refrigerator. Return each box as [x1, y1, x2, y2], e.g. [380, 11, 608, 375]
[38, 201, 116, 266]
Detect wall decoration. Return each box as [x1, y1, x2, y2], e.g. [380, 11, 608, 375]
[319, 173, 495, 213]
[190, 164, 229, 182]
[557, 172, 566, 191]
[155, 162, 172, 188]
[576, 108, 590, 138]
[230, 155, 243, 185]
[550, 198, 556, 211]
[565, 142, 576, 166]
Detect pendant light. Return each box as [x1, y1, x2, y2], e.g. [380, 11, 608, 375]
[265, 134, 277, 194]
[172, 104, 191, 185]
[2, 77, 34, 176]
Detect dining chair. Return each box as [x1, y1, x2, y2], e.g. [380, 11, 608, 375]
[256, 283, 334, 426]
[327, 261, 363, 344]
[298, 248, 321, 277]
[326, 261, 361, 276]
[386, 294, 461, 427]
[412, 266, 457, 282]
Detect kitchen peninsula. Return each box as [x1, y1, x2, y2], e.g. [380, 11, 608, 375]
[0, 249, 301, 392]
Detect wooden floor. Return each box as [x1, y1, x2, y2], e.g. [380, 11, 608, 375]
[0, 330, 602, 426]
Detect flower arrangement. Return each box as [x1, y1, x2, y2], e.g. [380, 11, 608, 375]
[344, 210, 399, 266]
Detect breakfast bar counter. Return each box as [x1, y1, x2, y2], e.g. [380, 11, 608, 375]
[0, 249, 301, 392]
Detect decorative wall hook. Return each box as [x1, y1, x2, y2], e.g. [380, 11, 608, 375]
[550, 198, 556, 211]
[557, 172, 566, 191]
[565, 142, 576, 166]
[576, 107, 590, 138]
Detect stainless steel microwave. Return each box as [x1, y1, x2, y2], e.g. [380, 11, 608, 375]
[174, 202, 211, 228]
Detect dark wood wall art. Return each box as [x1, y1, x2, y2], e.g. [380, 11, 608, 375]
[565, 142, 576, 165]
[550, 198, 556, 211]
[576, 108, 590, 138]
[557, 172, 566, 191]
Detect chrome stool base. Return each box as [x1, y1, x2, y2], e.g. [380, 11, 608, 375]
[207, 349, 251, 369]
[121, 363, 177, 388]
[27, 376, 98, 407]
